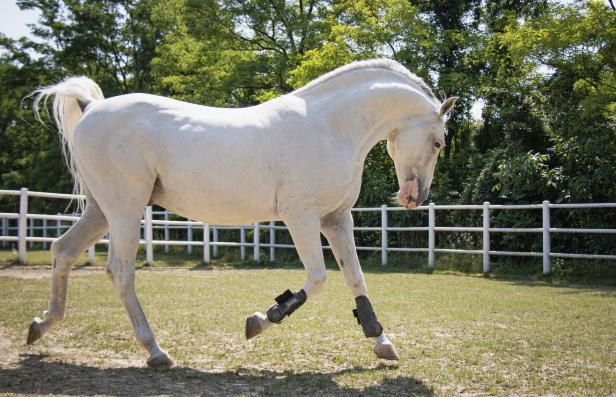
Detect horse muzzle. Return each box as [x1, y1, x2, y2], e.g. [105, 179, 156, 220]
[396, 178, 426, 209]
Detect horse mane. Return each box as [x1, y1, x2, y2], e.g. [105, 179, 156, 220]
[292, 59, 439, 104]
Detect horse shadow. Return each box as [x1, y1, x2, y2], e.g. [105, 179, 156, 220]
[0, 354, 433, 396]
[484, 276, 616, 297]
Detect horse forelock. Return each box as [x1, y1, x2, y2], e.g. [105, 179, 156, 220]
[293, 59, 439, 105]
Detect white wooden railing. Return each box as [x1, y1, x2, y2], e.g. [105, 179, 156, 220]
[1, 188, 615, 274]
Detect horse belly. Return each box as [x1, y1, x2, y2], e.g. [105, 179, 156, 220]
[153, 185, 278, 225]
[152, 145, 279, 225]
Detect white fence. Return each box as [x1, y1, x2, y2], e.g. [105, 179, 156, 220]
[1, 188, 616, 274]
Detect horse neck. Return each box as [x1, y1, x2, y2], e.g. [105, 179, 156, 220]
[311, 81, 437, 161]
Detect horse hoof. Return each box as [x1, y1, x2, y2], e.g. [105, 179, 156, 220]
[245, 314, 263, 340]
[373, 334, 400, 361]
[27, 318, 43, 345]
[147, 352, 176, 368]
[374, 343, 400, 360]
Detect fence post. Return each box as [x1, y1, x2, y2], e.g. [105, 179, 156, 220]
[88, 245, 95, 264]
[56, 213, 61, 238]
[42, 218, 48, 249]
[269, 221, 276, 262]
[203, 223, 210, 264]
[240, 227, 246, 260]
[164, 210, 169, 254]
[187, 222, 193, 254]
[483, 202, 490, 273]
[381, 205, 388, 265]
[542, 200, 551, 274]
[212, 227, 218, 257]
[28, 217, 34, 249]
[145, 206, 153, 265]
[18, 188, 28, 264]
[1, 217, 7, 247]
[253, 223, 260, 262]
[428, 202, 435, 269]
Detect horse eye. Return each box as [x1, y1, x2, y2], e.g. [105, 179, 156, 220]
[434, 141, 442, 149]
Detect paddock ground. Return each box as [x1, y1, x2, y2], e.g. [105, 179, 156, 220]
[0, 257, 614, 396]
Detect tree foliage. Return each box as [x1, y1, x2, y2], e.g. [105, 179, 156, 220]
[1, 0, 614, 229]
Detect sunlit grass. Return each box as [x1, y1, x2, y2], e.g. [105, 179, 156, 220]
[0, 258, 615, 395]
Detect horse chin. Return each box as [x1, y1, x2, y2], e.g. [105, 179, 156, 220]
[398, 200, 418, 209]
[396, 196, 418, 209]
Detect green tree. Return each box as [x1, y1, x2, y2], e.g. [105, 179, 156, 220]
[0, 36, 70, 212]
[502, 0, 616, 202]
[18, 0, 161, 95]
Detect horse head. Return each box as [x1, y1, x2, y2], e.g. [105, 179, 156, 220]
[387, 96, 458, 209]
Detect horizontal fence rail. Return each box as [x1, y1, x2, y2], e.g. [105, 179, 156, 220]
[1, 188, 615, 274]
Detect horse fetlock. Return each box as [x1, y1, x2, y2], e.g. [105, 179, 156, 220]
[136, 334, 158, 351]
[266, 289, 307, 323]
[353, 295, 383, 337]
[43, 308, 64, 323]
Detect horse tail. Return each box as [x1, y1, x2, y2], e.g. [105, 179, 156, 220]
[32, 76, 105, 210]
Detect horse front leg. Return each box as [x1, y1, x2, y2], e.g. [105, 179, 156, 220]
[321, 211, 399, 360]
[245, 212, 326, 339]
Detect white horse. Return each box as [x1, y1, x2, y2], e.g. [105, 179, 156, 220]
[28, 59, 457, 368]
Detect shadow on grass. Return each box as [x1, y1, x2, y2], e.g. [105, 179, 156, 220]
[0, 354, 433, 396]
[0, 262, 19, 270]
[185, 257, 436, 275]
[3, 248, 614, 294]
[486, 277, 616, 297]
[467, 268, 616, 296]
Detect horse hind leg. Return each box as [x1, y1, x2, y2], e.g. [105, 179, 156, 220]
[105, 215, 174, 368]
[27, 196, 108, 344]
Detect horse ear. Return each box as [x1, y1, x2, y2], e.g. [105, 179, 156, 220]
[438, 96, 459, 120]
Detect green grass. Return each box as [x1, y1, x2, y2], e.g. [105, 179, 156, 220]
[0, 248, 201, 269]
[3, 247, 614, 286]
[0, 255, 615, 395]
